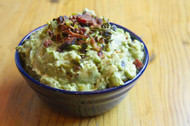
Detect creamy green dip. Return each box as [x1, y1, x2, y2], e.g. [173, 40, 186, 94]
[16, 9, 144, 91]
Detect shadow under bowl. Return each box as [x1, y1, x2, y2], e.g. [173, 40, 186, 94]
[15, 23, 149, 117]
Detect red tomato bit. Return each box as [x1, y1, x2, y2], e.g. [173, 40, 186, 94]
[133, 59, 143, 70]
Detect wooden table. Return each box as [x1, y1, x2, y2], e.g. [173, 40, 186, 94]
[0, 0, 190, 125]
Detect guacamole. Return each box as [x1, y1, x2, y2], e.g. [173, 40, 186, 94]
[16, 9, 144, 91]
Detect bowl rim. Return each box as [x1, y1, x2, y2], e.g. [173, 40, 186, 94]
[15, 22, 149, 95]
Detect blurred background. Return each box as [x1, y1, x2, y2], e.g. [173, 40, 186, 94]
[0, 0, 189, 125]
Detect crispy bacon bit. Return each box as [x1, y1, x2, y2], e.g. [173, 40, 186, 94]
[58, 24, 69, 33]
[90, 37, 100, 51]
[74, 28, 79, 34]
[68, 25, 75, 30]
[55, 34, 62, 43]
[77, 14, 96, 26]
[99, 38, 105, 43]
[64, 37, 76, 45]
[58, 24, 88, 39]
[47, 12, 113, 55]
[79, 30, 84, 35]
[72, 15, 77, 19]
[68, 29, 88, 38]
[79, 27, 87, 35]
[47, 29, 54, 38]
[133, 59, 143, 70]
[43, 39, 53, 47]
[78, 40, 89, 45]
[57, 37, 76, 52]
[69, 15, 77, 22]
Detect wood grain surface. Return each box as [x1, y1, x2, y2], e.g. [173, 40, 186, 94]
[0, 0, 190, 125]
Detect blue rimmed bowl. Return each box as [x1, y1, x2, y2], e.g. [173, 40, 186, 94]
[15, 23, 149, 117]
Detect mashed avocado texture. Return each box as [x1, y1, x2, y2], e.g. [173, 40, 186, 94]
[16, 9, 144, 91]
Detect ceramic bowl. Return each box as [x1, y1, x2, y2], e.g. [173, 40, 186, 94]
[15, 23, 149, 117]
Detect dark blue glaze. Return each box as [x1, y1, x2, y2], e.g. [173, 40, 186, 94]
[15, 23, 149, 117]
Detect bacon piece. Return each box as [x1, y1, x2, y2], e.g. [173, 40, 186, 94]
[72, 15, 77, 19]
[68, 25, 75, 30]
[68, 29, 88, 38]
[57, 37, 76, 52]
[69, 15, 77, 22]
[52, 34, 63, 42]
[78, 40, 89, 45]
[133, 59, 143, 70]
[47, 29, 54, 38]
[99, 38, 105, 43]
[79, 27, 87, 35]
[58, 24, 69, 33]
[90, 37, 100, 51]
[77, 14, 97, 26]
[74, 28, 79, 34]
[55, 34, 62, 43]
[59, 25, 88, 38]
[43, 39, 53, 47]
[64, 37, 76, 45]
